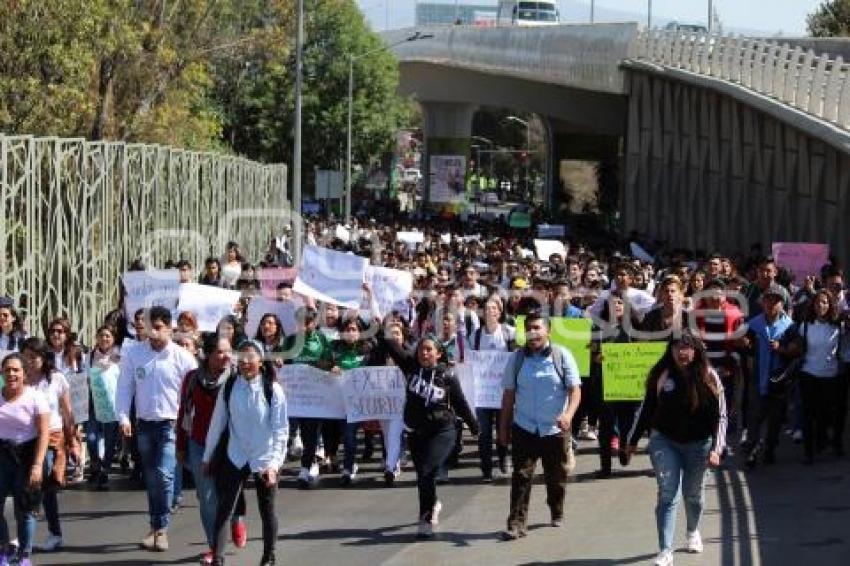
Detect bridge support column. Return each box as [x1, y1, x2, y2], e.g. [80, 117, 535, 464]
[420, 101, 477, 211]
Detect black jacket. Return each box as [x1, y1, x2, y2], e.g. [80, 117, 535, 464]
[381, 335, 478, 436]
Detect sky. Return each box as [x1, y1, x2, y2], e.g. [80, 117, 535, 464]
[357, 0, 827, 37]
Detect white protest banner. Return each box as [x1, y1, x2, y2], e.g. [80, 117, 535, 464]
[396, 231, 425, 245]
[245, 297, 300, 338]
[342, 366, 406, 423]
[122, 270, 181, 319]
[67, 372, 89, 424]
[277, 365, 346, 419]
[293, 245, 368, 308]
[89, 365, 120, 423]
[538, 224, 566, 238]
[534, 239, 567, 260]
[176, 283, 242, 332]
[365, 265, 413, 317]
[334, 225, 351, 243]
[465, 350, 513, 409]
[440, 233, 452, 244]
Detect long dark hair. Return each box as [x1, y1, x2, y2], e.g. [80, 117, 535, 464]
[20, 337, 58, 382]
[254, 314, 284, 345]
[645, 332, 720, 412]
[0, 304, 25, 349]
[45, 317, 83, 371]
[803, 289, 839, 325]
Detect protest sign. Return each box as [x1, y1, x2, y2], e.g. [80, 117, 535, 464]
[122, 270, 180, 320]
[396, 231, 425, 245]
[89, 365, 120, 423]
[601, 342, 667, 401]
[538, 224, 566, 238]
[341, 366, 406, 422]
[508, 209, 531, 229]
[277, 365, 346, 419]
[515, 316, 592, 376]
[67, 372, 89, 424]
[464, 350, 513, 409]
[534, 239, 567, 260]
[177, 283, 242, 332]
[334, 225, 351, 243]
[772, 242, 830, 283]
[245, 296, 299, 338]
[258, 267, 298, 299]
[440, 233, 452, 244]
[429, 155, 467, 204]
[365, 265, 413, 317]
[293, 245, 367, 308]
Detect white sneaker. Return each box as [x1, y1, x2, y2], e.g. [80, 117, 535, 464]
[308, 462, 320, 480]
[431, 500, 442, 525]
[686, 530, 704, 553]
[740, 429, 749, 444]
[654, 549, 674, 565]
[566, 447, 577, 473]
[792, 429, 804, 443]
[36, 533, 63, 551]
[585, 427, 598, 441]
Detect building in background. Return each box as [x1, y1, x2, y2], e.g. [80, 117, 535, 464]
[415, 1, 498, 27]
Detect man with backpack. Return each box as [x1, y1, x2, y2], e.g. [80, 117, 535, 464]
[469, 296, 516, 482]
[497, 310, 582, 540]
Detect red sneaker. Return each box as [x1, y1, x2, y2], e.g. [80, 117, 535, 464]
[610, 436, 620, 451]
[200, 549, 214, 564]
[231, 519, 247, 548]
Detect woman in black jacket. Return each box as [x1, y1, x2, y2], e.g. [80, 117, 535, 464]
[381, 332, 479, 539]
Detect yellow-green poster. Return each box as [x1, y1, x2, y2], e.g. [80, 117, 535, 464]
[515, 316, 592, 376]
[601, 342, 667, 402]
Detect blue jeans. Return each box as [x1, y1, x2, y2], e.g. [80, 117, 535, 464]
[0, 444, 39, 554]
[343, 422, 361, 472]
[43, 448, 61, 536]
[187, 439, 217, 547]
[647, 431, 712, 552]
[136, 419, 176, 531]
[85, 419, 118, 474]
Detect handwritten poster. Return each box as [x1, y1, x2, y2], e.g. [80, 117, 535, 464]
[601, 342, 667, 402]
[277, 365, 346, 419]
[89, 365, 120, 423]
[122, 270, 181, 319]
[292, 245, 368, 308]
[772, 242, 830, 283]
[341, 366, 406, 423]
[67, 372, 90, 424]
[176, 283, 242, 332]
[462, 350, 514, 409]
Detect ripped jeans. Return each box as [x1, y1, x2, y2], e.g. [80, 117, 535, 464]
[647, 431, 712, 552]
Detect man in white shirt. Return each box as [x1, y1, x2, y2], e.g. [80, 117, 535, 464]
[589, 262, 655, 322]
[117, 306, 198, 552]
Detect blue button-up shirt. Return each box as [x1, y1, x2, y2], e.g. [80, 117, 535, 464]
[748, 311, 794, 396]
[502, 343, 582, 436]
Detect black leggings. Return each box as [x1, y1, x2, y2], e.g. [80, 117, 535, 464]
[408, 425, 456, 520]
[213, 459, 277, 561]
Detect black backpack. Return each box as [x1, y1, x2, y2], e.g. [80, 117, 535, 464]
[472, 325, 516, 352]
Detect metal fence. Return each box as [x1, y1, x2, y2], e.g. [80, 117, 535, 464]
[0, 134, 288, 343]
[631, 30, 850, 131]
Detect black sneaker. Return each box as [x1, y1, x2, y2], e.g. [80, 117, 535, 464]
[384, 470, 396, 487]
[260, 552, 276, 565]
[481, 473, 493, 483]
[594, 468, 612, 479]
[97, 472, 110, 491]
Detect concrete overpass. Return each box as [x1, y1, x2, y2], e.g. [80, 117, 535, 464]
[385, 24, 850, 265]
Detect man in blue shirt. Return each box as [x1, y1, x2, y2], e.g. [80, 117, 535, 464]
[498, 310, 582, 540]
[742, 284, 794, 466]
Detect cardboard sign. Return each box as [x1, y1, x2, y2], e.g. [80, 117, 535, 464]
[292, 245, 368, 308]
[245, 297, 300, 338]
[89, 365, 120, 423]
[123, 270, 181, 320]
[176, 283, 242, 332]
[462, 350, 514, 409]
[515, 316, 593, 376]
[341, 366, 406, 423]
[277, 365, 346, 419]
[534, 239, 567, 260]
[67, 372, 90, 424]
[772, 242, 830, 282]
[601, 342, 667, 401]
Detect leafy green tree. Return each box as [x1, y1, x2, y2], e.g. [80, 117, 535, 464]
[808, 0, 850, 37]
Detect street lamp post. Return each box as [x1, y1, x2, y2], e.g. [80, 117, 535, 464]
[292, 0, 304, 265]
[346, 31, 432, 222]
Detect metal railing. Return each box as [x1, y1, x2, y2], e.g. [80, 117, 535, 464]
[0, 134, 287, 342]
[631, 29, 850, 131]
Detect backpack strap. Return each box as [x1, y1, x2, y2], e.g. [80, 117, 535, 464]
[223, 373, 238, 413]
[474, 327, 482, 351]
[551, 347, 567, 389]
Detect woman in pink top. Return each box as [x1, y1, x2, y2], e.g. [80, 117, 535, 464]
[0, 353, 50, 565]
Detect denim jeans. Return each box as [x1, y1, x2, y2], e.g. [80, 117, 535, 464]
[0, 443, 39, 555]
[43, 448, 61, 536]
[476, 408, 507, 476]
[84, 419, 119, 474]
[647, 431, 712, 552]
[187, 439, 246, 548]
[136, 419, 176, 531]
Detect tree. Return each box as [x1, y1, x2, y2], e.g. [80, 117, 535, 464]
[223, 0, 412, 174]
[808, 0, 850, 37]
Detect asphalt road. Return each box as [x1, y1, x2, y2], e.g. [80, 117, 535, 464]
[19, 431, 850, 566]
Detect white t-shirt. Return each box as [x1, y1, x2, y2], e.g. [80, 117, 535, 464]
[0, 387, 50, 444]
[222, 261, 242, 287]
[469, 324, 516, 352]
[33, 371, 69, 431]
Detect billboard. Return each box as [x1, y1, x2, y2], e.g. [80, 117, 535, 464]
[429, 155, 467, 204]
